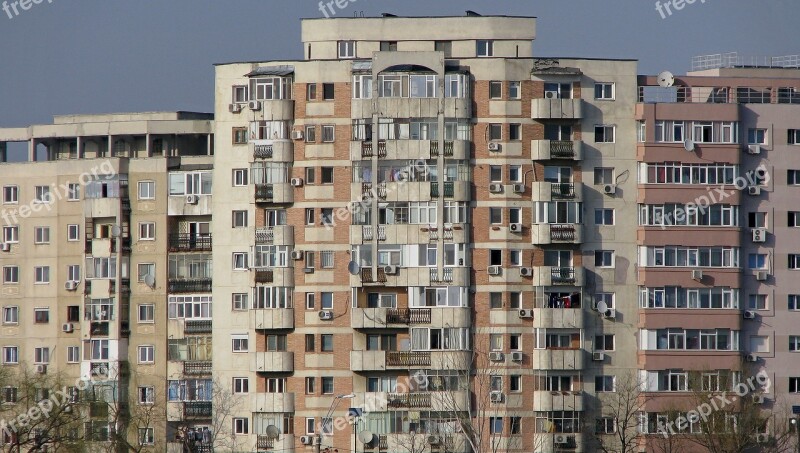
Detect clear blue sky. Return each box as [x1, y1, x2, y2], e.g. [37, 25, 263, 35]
[0, 0, 794, 127]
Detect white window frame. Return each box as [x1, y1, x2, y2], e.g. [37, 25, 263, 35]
[232, 335, 249, 352]
[138, 304, 155, 323]
[595, 82, 615, 100]
[138, 181, 155, 200]
[2, 185, 18, 204]
[34, 266, 50, 284]
[67, 183, 80, 201]
[34, 186, 51, 204]
[34, 226, 50, 244]
[138, 345, 155, 364]
[233, 252, 249, 271]
[3, 306, 18, 324]
[67, 224, 80, 241]
[476, 40, 494, 57]
[232, 169, 248, 187]
[595, 125, 616, 143]
[338, 40, 356, 59]
[3, 226, 18, 244]
[139, 223, 155, 241]
[232, 293, 249, 311]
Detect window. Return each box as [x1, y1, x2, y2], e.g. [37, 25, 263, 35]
[322, 83, 335, 100]
[305, 377, 316, 394]
[233, 377, 249, 394]
[34, 227, 50, 244]
[233, 252, 249, 270]
[489, 81, 502, 99]
[169, 171, 213, 196]
[595, 125, 616, 143]
[232, 293, 248, 311]
[596, 293, 615, 310]
[748, 212, 767, 228]
[790, 129, 800, 145]
[748, 294, 767, 310]
[595, 83, 615, 100]
[750, 336, 769, 353]
[139, 223, 155, 241]
[232, 335, 249, 352]
[322, 377, 334, 394]
[137, 263, 154, 283]
[321, 208, 334, 225]
[2, 186, 18, 204]
[595, 375, 615, 392]
[138, 346, 155, 364]
[490, 249, 502, 266]
[321, 251, 334, 269]
[321, 334, 334, 352]
[489, 207, 502, 224]
[138, 386, 155, 404]
[509, 124, 522, 141]
[306, 83, 317, 101]
[489, 124, 502, 141]
[3, 266, 19, 284]
[306, 418, 316, 434]
[594, 168, 614, 185]
[233, 418, 249, 435]
[305, 334, 315, 352]
[489, 165, 502, 182]
[34, 266, 50, 284]
[510, 375, 522, 392]
[305, 293, 315, 310]
[637, 121, 646, 142]
[595, 209, 615, 225]
[266, 335, 287, 352]
[597, 417, 616, 434]
[791, 378, 800, 393]
[321, 167, 334, 184]
[232, 169, 248, 187]
[34, 186, 51, 203]
[232, 85, 248, 103]
[791, 254, 800, 270]
[489, 292, 502, 309]
[509, 292, 522, 309]
[476, 40, 494, 57]
[595, 335, 615, 352]
[490, 417, 503, 435]
[66, 183, 80, 200]
[2, 346, 18, 364]
[790, 295, 800, 311]
[509, 249, 522, 266]
[67, 224, 80, 241]
[66, 346, 79, 363]
[435, 40, 452, 57]
[2, 226, 18, 244]
[3, 306, 18, 324]
[380, 41, 398, 51]
[595, 250, 614, 268]
[748, 128, 767, 145]
[233, 127, 248, 144]
[305, 125, 316, 143]
[232, 211, 248, 228]
[138, 181, 155, 200]
[791, 336, 800, 352]
[338, 41, 356, 59]
[322, 125, 335, 143]
[138, 304, 154, 323]
[34, 347, 49, 364]
[509, 81, 521, 99]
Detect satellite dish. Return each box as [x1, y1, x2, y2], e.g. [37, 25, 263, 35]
[684, 139, 696, 152]
[348, 261, 361, 276]
[658, 71, 675, 88]
[265, 425, 280, 440]
[111, 225, 122, 238]
[596, 301, 608, 313]
[358, 430, 375, 445]
[144, 274, 156, 288]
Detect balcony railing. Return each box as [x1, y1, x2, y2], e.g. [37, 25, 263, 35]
[444, 182, 454, 198]
[360, 268, 387, 284]
[255, 270, 274, 283]
[362, 183, 373, 199]
[185, 320, 212, 334]
[377, 225, 386, 241]
[379, 435, 388, 449]
[387, 392, 432, 408]
[362, 141, 373, 158]
[551, 183, 575, 199]
[550, 224, 577, 242]
[255, 227, 274, 244]
[168, 279, 212, 293]
[184, 401, 212, 418]
[443, 226, 454, 241]
[255, 184, 274, 201]
[442, 267, 454, 282]
[169, 234, 212, 252]
[378, 140, 387, 158]
[377, 183, 387, 199]
[386, 351, 431, 367]
[551, 267, 576, 284]
[362, 225, 374, 241]
[90, 322, 109, 337]
[430, 141, 455, 158]
[257, 436, 274, 450]
[386, 308, 432, 324]
[550, 141, 576, 159]
[183, 361, 212, 376]
[428, 227, 439, 241]
[254, 144, 273, 159]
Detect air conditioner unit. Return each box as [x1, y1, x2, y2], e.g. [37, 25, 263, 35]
[290, 178, 304, 187]
[510, 352, 523, 362]
[488, 142, 501, 152]
[692, 270, 704, 281]
[291, 251, 304, 260]
[519, 309, 534, 318]
[509, 223, 523, 233]
[248, 101, 262, 111]
[489, 352, 505, 362]
[554, 434, 568, 445]
[604, 309, 616, 320]
[488, 183, 503, 193]
[519, 267, 533, 277]
[512, 184, 525, 193]
[756, 271, 769, 281]
[62, 323, 74, 333]
[592, 352, 605, 362]
[743, 310, 756, 319]
[185, 195, 199, 205]
[603, 184, 617, 195]
[319, 310, 334, 320]
[748, 186, 762, 196]
[36, 365, 47, 374]
[65, 281, 78, 291]
[752, 394, 765, 404]
[291, 130, 304, 140]
[545, 91, 559, 99]
[752, 228, 766, 243]
[303, 267, 315, 274]
[0, 243, 10, 252]
[427, 435, 441, 445]
[489, 392, 504, 403]
[487, 266, 501, 276]
[228, 103, 243, 113]
[747, 144, 762, 155]
[384, 265, 399, 275]
[746, 353, 758, 362]
[756, 433, 769, 443]
[300, 436, 313, 445]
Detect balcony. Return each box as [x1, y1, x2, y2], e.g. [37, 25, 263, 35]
[183, 361, 212, 376]
[251, 99, 295, 120]
[251, 308, 294, 330]
[251, 392, 295, 413]
[168, 279, 212, 293]
[351, 350, 471, 371]
[374, 390, 470, 412]
[255, 225, 294, 245]
[531, 140, 583, 161]
[89, 322, 110, 337]
[533, 308, 585, 329]
[531, 224, 583, 245]
[167, 195, 212, 216]
[184, 320, 212, 334]
[251, 139, 293, 162]
[183, 401, 212, 418]
[257, 435, 294, 453]
[168, 234, 212, 252]
[253, 267, 294, 287]
[531, 349, 585, 370]
[533, 391, 584, 412]
[254, 183, 293, 204]
[356, 266, 469, 288]
[531, 98, 583, 119]
[351, 308, 431, 329]
[531, 266, 584, 287]
[532, 182, 581, 202]
[251, 351, 294, 373]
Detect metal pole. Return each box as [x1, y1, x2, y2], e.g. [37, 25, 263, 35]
[315, 434, 322, 453]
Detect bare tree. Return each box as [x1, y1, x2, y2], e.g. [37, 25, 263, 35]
[588, 371, 651, 453]
[171, 378, 242, 453]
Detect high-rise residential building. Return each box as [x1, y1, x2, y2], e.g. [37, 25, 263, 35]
[1, 12, 800, 453]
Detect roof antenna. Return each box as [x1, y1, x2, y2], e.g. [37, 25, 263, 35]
[360, 11, 365, 17]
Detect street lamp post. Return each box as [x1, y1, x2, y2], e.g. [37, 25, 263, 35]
[316, 394, 356, 453]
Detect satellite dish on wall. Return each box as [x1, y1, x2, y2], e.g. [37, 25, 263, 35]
[144, 274, 156, 289]
[111, 225, 122, 238]
[596, 301, 609, 313]
[657, 71, 675, 88]
[348, 261, 361, 276]
[265, 425, 280, 439]
[358, 430, 375, 445]
[684, 139, 696, 152]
